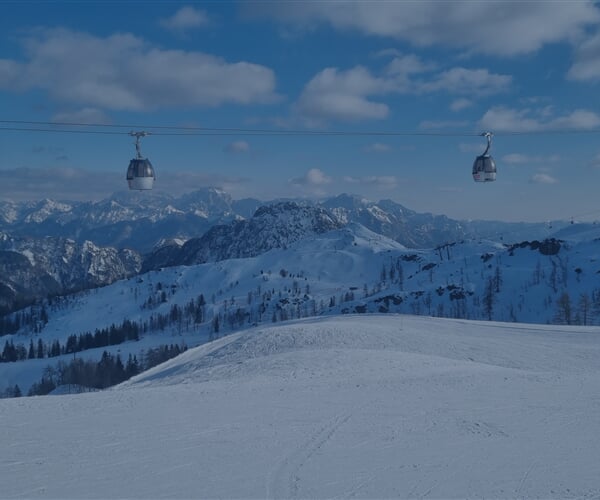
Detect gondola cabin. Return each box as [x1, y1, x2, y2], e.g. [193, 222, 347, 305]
[127, 158, 155, 190]
[472, 132, 496, 183]
[127, 131, 155, 190]
[472, 154, 496, 182]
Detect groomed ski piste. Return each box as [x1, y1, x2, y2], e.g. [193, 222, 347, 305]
[2, 314, 600, 499]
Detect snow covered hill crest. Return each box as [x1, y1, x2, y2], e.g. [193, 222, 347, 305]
[3, 314, 600, 499]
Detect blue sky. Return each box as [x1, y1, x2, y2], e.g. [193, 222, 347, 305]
[1, 1, 600, 222]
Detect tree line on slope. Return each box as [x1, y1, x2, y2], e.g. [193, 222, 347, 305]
[0, 319, 140, 363]
[24, 343, 187, 397]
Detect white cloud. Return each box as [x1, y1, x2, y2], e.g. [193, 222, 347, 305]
[419, 120, 469, 130]
[0, 166, 250, 202]
[160, 6, 210, 33]
[502, 153, 532, 165]
[0, 28, 278, 111]
[0, 167, 122, 201]
[160, 171, 250, 196]
[290, 168, 332, 187]
[364, 143, 391, 153]
[0, 59, 19, 87]
[479, 107, 541, 132]
[530, 173, 558, 184]
[479, 106, 600, 132]
[519, 96, 551, 105]
[295, 63, 509, 124]
[52, 107, 112, 124]
[385, 54, 436, 76]
[224, 141, 250, 153]
[288, 168, 333, 196]
[417, 67, 511, 95]
[437, 186, 464, 193]
[29, 145, 68, 161]
[568, 30, 600, 81]
[343, 175, 398, 189]
[386, 58, 510, 96]
[502, 153, 560, 165]
[551, 110, 600, 129]
[246, 2, 600, 56]
[294, 66, 391, 123]
[372, 48, 402, 59]
[450, 98, 472, 112]
[459, 142, 485, 154]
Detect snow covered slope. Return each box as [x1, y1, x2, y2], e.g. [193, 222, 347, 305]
[3, 220, 600, 396]
[2, 314, 600, 499]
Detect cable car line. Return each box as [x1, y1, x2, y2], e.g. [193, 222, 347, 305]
[0, 124, 481, 137]
[2, 120, 600, 191]
[0, 127, 125, 135]
[3, 119, 600, 137]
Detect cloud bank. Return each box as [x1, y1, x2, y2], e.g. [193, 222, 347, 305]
[247, 2, 599, 56]
[0, 28, 278, 113]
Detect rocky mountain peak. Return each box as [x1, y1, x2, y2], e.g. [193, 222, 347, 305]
[143, 201, 344, 271]
[0, 234, 142, 314]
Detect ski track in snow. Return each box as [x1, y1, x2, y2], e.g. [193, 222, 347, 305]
[266, 410, 354, 499]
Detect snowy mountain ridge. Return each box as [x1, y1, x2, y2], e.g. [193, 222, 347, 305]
[0, 188, 568, 254]
[0, 189, 577, 320]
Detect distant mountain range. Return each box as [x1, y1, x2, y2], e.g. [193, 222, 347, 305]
[0, 187, 573, 314]
[0, 188, 566, 254]
[0, 188, 261, 254]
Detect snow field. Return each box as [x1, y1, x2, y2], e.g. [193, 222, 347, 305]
[2, 314, 600, 498]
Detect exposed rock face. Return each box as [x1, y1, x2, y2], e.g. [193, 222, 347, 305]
[0, 233, 142, 314]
